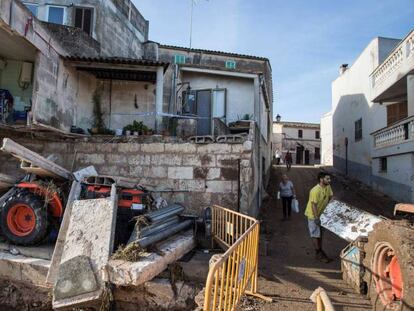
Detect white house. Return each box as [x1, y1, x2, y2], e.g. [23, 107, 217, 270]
[324, 31, 414, 203]
[272, 118, 321, 165]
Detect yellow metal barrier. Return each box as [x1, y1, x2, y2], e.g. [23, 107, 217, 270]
[310, 287, 335, 311]
[203, 205, 271, 311]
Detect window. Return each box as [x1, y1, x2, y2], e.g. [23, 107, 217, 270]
[355, 118, 362, 141]
[315, 130, 320, 139]
[212, 89, 226, 119]
[387, 102, 407, 126]
[24, 3, 38, 17]
[74, 7, 93, 35]
[380, 157, 387, 172]
[298, 129, 303, 138]
[174, 54, 186, 64]
[315, 147, 320, 160]
[225, 60, 236, 69]
[182, 90, 196, 115]
[48, 6, 65, 24]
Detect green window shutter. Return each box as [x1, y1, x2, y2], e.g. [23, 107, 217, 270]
[225, 60, 236, 69]
[174, 54, 186, 64]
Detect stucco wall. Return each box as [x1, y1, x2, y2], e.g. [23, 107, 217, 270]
[330, 36, 414, 202]
[179, 71, 255, 124]
[331, 37, 398, 182]
[0, 60, 33, 113]
[320, 112, 333, 166]
[371, 154, 414, 202]
[23, 0, 147, 58]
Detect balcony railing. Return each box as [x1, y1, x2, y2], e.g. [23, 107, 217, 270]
[371, 30, 414, 88]
[373, 116, 414, 148]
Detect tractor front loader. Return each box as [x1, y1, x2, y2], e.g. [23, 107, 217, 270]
[321, 200, 414, 311]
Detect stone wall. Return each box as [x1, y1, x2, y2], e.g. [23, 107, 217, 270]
[0, 132, 258, 216]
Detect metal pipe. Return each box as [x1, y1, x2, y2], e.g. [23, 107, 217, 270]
[128, 216, 180, 244]
[140, 217, 180, 237]
[149, 208, 185, 223]
[146, 204, 184, 219]
[137, 219, 193, 248]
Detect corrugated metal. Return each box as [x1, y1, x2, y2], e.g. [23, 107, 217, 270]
[64, 56, 169, 69]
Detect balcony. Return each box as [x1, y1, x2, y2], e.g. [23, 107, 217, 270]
[371, 30, 414, 102]
[371, 116, 414, 157]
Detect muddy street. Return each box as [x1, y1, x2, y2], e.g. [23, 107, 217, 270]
[244, 165, 389, 311]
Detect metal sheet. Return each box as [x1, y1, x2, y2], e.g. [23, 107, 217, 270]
[320, 200, 383, 242]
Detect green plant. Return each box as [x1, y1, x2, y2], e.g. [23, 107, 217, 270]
[92, 88, 105, 130]
[89, 87, 115, 135]
[123, 121, 152, 134]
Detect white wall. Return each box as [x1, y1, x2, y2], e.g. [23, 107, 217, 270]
[331, 38, 398, 178]
[283, 127, 319, 141]
[181, 71, 255, 124]
[320, 111, 333, 165]
[371, 154, 414, 202]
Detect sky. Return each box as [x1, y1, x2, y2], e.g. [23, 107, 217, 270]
[133, 0, 414, 123]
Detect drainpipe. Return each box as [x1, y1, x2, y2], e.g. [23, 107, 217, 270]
[237, 159, 241, 213]
[345, 137, 348, 175]
[9, 0, 13, 27]
[155, 66, 164, 133]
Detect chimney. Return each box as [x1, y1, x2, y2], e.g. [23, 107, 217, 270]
[339, 64, 348, 75]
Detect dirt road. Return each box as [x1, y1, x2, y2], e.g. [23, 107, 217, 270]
[240, 165, 391, 310]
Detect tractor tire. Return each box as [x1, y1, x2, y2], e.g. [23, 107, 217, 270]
[0, 190, 49, 246]
[363, 220, 414, 310]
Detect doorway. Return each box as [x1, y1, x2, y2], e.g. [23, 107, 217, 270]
[196, 90, 211, 135]
[296, 146, 303, 164]
[305, 150, 310, 165]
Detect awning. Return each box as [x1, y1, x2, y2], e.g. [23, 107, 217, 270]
[64, 56, 169, 82]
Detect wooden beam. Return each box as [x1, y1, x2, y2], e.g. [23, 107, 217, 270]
[1, 138, 72, 180]
[0, 173, 16, 190]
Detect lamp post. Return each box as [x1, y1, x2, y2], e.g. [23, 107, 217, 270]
[276, 114, 281, 122]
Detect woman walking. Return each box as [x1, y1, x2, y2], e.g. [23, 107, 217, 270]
[279, 174, 296, 220]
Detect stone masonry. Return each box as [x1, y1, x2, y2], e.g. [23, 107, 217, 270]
[0, 133, 257, 216]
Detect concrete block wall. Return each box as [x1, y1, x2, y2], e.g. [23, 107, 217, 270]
[0, 134, 257, 216]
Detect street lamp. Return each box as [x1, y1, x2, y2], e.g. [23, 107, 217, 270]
[276, 114, 281, 122]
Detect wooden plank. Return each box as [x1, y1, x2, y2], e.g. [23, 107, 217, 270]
[46, 181, 81, 286]
[1, 138, 72, 180]
[0, 173, 16, 190]
[20, 162, 57, 178]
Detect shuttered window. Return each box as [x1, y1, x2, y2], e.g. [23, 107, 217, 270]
[74, 7, 93, 35]
[387, 102, 407, 126]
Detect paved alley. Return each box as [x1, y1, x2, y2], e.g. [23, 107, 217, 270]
[239, 165, 391, 310]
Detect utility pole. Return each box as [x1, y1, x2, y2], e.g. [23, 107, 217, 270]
[189, 0, 208, 49]
[189, 0, 194, 48]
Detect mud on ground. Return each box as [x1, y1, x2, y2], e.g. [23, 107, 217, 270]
[237, 165, 395, 311]
[0, 279, 52, 311]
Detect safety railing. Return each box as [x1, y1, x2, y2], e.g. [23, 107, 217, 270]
[310, 287, 335, 311]
[203, 205, 271, 311]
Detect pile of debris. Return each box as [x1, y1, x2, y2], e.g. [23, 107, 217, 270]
[0, 138, 197, 310]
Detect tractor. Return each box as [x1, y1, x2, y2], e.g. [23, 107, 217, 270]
[0, 176, 69, 245]
[0, 138, 151, 247]
[324, 200, 414, 311]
